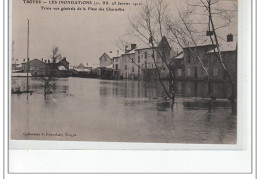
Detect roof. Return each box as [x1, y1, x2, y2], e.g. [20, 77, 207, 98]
[182, 37, 216, 49]
[12, 72, 32, 77]
[135, 44, 157, 51]
[77, 63, 85, 68]
[124, 49, 135, 55]
[106, 64, 114, 69]
[26, 58, 46, 64]
[174, 52, 184, 59]
[106, 51, 120, 59]
[157, 36, 171, 50]
[207, 42, 237, 53]
[74, 68, 91, 72]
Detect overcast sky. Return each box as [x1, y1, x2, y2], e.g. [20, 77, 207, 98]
[12, 0, 237, 66]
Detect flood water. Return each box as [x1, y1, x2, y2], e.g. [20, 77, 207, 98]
[11, 77, 237, 144]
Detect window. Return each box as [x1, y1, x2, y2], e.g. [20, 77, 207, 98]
[193, 57, 197, 64]
[125, 65, 127, 70]
[113, 64, 114, 68]
[145, 52, 147, 59]
[187, 68, 191, 77]
[145, 61, 147, 68]
[138, 50, 140, 55]
[152, 64, 153, 68]
[177, 69, 182, 77]
[213, 68, 218, 76]
[116, 64, 118, 69]
[131, 58, 134, 63]
[138, 56, 140, 63]
[187, 54, 191, 63]
[132, 67, 134, 72]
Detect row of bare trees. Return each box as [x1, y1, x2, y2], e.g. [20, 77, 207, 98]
[122, 0, 237, 108]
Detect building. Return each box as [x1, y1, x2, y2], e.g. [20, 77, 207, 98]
[171, 52, 185, 80]
[21, 58, 46, 76]
[21, 57, 70, 77]
[131, 36, 171, 80]
[112, 56, 121, 79]
[98, 51, 120, 79]
[134, 46, 156, 80]
[207, 38, 237, 82]
[45, 57, 70, 77]
[12, 58, 26, 72]
[154, 36, 172, 79]
[120, 50, 136, 79]
[99, 52, 117, 67]
[76, 63, 93, 71]
[183, 44, 216, 80]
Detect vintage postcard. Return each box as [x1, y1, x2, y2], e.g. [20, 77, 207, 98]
[10, 0, 238, 145]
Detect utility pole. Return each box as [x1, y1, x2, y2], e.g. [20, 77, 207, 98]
[26, 19, 29, 92]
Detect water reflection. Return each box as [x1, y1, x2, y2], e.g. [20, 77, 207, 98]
[11, 77, 237, 144]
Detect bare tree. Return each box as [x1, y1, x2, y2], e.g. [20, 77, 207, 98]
[127, 0, 177, 108]
[201, 0, 237, 103]
[166, 0, 237, 101]
[43, 46, 62, 98]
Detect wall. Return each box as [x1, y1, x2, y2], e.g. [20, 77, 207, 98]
[183, 45, 216, 80]
[99, 53, 112, 67]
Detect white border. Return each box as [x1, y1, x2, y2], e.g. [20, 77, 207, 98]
[9, 0, 247, 151]
[3, 0, 255, 175]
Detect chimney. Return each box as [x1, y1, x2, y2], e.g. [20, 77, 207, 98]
[227, 33, 233, 42]
[131, 44, 137, 50]
[42, 58, 43, 62]
[48, 60, 50, 63]
[23, 59, 25, 62]
[45, 60, 47, 63]
[63, 57, 66, 61]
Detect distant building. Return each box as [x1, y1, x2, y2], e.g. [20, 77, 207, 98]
[20, 57, 70, 77]
[98, 51, 120, 79]
[112, 56, 121, 79]
[21, 58, 46, 76]
[45, 57, 70, 77]
[99, 52, 117, 67]
[77, 63, 85, 69]
[76, 63, 92, 71]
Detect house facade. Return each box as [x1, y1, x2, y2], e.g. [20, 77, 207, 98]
[120, 52, 136, 79]
[171, 52, 185, 80]
[207, 42, 237, 81]
[183, 44, 216, 80]
[99, 53, 113, 67]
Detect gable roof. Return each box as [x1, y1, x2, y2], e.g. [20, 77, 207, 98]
[77, 63, 85, 68]
[157, 36, 171, 50]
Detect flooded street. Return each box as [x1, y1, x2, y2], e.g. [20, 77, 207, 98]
[11, 77, 237, 144]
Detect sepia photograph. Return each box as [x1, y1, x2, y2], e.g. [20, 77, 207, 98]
[11, 0, 238, 144]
